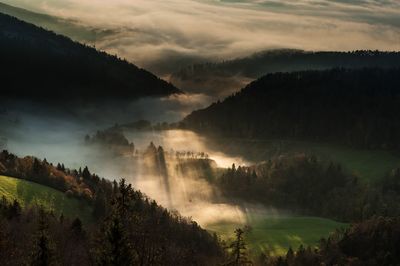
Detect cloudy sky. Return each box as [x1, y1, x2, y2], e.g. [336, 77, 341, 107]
[4, 0, 400, 75]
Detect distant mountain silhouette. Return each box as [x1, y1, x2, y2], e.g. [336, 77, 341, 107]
[170, 49, 400, 97]
[0, 2, 112, 42]
[0, 12, 181, 100]
[183, 67, 400, 150]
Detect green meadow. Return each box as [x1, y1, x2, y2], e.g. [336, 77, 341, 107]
[208, 138, 400, 182]
[0, 175, 93, 222]
[207, 214, 347, 257]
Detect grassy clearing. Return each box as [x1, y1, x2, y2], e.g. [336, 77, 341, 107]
[208, 138, 400, 182]
[292, 141, 400, 183]
[207, 214, 347, 257]
[0, 175, 93, 222]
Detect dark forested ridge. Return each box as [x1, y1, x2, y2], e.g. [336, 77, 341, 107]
[0, 13, 180, 100]
[183, 68, 400, 150]
[170, 49, 400, 96]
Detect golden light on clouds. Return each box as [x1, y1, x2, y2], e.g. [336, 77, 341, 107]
[4, 0, 400, 74]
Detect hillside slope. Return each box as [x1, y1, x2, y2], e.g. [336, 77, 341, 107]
[0, 150, 224, 264]
[183, 68, 400, 150]
[0, 175, 93, 221]
[171, 50, 400, 96]
[0, 2, 109, 42]
[0, 12, 181, 100]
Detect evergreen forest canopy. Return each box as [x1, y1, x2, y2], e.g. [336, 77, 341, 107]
[0, 13, 180, 101]
[215, 155, 400, 222]
[183, 67, 400, 150]
[170, 49, 400, 96]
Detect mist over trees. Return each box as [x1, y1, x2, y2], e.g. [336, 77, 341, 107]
[2, 3, 400, 265]
[3, 144, 400, 264]
[183, 68, 400, 150]
[0, 151, 225, 265]
[212, 154, 400, 223]
[85, 126, 135, 156]
[170, 49, 400, 96]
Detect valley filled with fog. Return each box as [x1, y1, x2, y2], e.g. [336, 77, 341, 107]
[0, 103, 261, 231]
[2, 1, 400, 263]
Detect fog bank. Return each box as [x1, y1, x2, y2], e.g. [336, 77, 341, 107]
[4, 0, 399, 76]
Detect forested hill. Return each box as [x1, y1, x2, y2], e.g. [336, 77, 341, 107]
[0, 150, 223, 265]
[0, 13, 180, 100]
[183, 68, 400, 150]
[170, 49, 400, 96]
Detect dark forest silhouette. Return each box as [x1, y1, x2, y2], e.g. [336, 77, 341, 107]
[0, 13, 180, 101]
[184, 68, 400, 150]
[171, 49, 400, 96]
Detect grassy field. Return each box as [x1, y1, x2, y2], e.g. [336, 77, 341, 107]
[0, 175, 93, 222]
[295, 141, 400, 183]
[207, 214, 347, 257]
[208, 138, 400, 183]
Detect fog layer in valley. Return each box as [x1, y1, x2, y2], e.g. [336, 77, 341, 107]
[0, 100, 269, 228]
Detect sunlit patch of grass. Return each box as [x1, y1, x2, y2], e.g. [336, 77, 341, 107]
[208, 138, 400, 182]
[207, 215, 347, 257]
[0, 175, 93, 222]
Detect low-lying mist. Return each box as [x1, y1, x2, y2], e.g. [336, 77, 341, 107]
[0, 98, 268, 228]
[120, 129, 256, 226]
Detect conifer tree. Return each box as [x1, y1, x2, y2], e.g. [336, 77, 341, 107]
[96, 179, 135, 266]
[30, 210, 55, 266]
[226, 228, 252, 266]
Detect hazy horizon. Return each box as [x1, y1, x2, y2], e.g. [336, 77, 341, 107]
[3, 0, 400, 76]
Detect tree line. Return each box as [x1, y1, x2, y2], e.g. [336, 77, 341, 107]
[183, 68, 400, 150]
[257, 216, 400, 266]
[0, 149, 103, 203]
[170, 49, 400, 97]
[0, 179, 224, 265]
[213, 154, 400, 222]
[85, 126, 135, 156]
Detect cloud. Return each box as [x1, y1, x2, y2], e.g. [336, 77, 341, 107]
[3, 0, 400, 76]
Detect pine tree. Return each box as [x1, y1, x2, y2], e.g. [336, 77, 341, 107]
[115, 179, 132, 214]
[98, 214, 133, 266]
[30, 210, 55, 266]
[96, 179, 135, 266]
[82, 166, 91, 180]
[226, 228, 252, 266]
